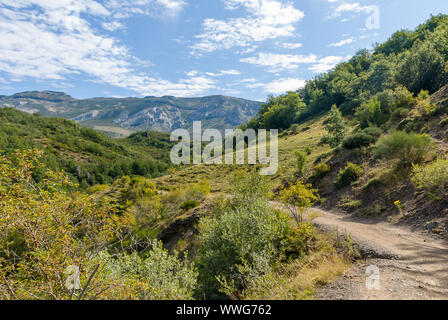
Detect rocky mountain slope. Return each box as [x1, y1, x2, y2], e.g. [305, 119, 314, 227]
[0, 91, 261, 136]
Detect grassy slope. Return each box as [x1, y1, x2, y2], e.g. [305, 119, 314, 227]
[153, 117, 332, 192]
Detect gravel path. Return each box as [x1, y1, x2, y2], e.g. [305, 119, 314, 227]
[308, 208, 448, 300]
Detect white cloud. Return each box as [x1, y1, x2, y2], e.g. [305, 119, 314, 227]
[105, 0, 186, 19]
[308, 56, 348, 73]
[220, 69, 241, 75]
[204, 69, 242, 77]
[246, 78, 306, 94]
[192, 0, 305, 54]
[0, 0, 214, 97]
[102, 21, 124, 31]
[332, 2, 376, 18]
[328, 38, 354, 47]
[240, 52, 317, 72]
[282, 42, 303, 49]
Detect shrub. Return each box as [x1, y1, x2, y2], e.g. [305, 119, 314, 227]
[276, 181, 319, 225]
[313, 163, 331, 178]
[305, 146, 312, 155]
[322, 105, 348, 147]
[335, 163, 364, 188]
[342, 132, 376, 149]
[290, 123, 300, 134]
[180, 200, 200, 211]
[362, 126, 383, 138]
[97, 240, 198, 300]
[361, 177, 384, 191]
[0, 150, 136, 299]
[411, 158, 448, 197]
[198, 171, 289, 298]
[397, 117, 425, 132]
[295, 151, 307, 177]
[374, 131, 433, 167]
[440, 117, 448, 127]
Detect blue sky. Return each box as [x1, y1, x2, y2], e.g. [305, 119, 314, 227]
[0, 0, 446, 101]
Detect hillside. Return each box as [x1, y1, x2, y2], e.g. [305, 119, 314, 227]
[0, 91, 262, 137]
[0, 107, 174, 187]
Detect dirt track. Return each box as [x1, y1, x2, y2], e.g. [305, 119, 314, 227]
[308, 208, 448, 300]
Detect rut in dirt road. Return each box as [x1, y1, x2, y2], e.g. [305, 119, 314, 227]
[307, 208, 448, 300]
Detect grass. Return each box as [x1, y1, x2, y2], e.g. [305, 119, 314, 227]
[153, 117, 332, 192]
[242, 233, 352, 300]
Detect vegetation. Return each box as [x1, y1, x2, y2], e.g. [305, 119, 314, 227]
[245, 92, 306, 130]
[276, 181, 319, 225]
[335, 163, 364, 188]
[0, 108, 173, 187]
[3, 14, 448, 301]
[313, 163, 331, 179]
[196, 171, 321, 299]
[342, 131, 376, 149]
[322, 105, 348, 147]
[412, 158, 448, 197]
[295, 151, 307, 177]
[374, 131, 433, 167]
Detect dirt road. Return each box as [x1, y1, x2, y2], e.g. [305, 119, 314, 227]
[307, 208, 448, 300]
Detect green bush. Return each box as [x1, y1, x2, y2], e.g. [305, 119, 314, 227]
[361, 178, 384, 191]
[362, 126, 383, 138]
[197, 171, 290, 298]
[412, 158, 448, 197]
[313, 163, 331, 178]
[97, 240, 198, 300]
[295, 151, 307, 176]
[342, 132, 376, 149]
[180, 200, 200, 211]
[322, 105, 348, 148]
[374, 131, 433, 167]
[335, 163, 364, 188]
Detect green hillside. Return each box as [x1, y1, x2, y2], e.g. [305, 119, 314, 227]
[0, 107, 174, 187]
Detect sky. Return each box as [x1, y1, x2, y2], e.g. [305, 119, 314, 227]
[0, 0, 446, 101]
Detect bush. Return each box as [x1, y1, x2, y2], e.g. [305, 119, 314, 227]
[374, 131, 433, 167]
[322, 105, 348, 148]
[412, 158, 448, 197]
[180, 200, 200, 211]
[295, 151, 307, 176]
[335, 163, 364, 188]
[313, 163, 331, 178]
[342, 132, 376, 149]
[97, 240, 198, 300]
[198, 171, 289, 298]
[440, 117, 448, 127]
[362, 126, 383, 138]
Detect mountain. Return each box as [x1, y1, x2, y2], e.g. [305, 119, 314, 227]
[0, 91, 262, 137]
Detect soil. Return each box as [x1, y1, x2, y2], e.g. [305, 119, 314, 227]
[310, 208, 448, 300]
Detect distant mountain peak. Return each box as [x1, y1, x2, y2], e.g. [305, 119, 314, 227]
[0, 91, 261, 137]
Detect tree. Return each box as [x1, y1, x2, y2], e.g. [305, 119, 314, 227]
[276, 181, 319, 225]
[246, 92, 306, 130]
[323, 105, 348, 147]
[295, 151, 307, 177]
[395, 41, 448, 94]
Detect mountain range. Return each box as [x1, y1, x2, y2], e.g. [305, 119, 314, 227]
[0, 91, 262, 137]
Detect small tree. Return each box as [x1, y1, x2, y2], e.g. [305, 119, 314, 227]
[323, 105, 348, 147]
[295, 151, 307, 177]
[276, 181, 319, 225]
